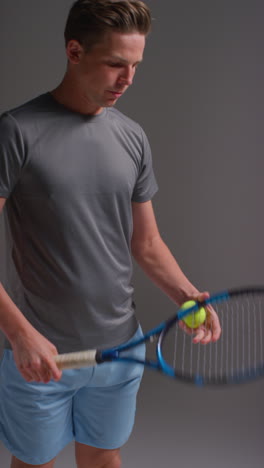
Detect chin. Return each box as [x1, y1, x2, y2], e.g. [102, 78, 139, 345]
[104, 99, 118, 107]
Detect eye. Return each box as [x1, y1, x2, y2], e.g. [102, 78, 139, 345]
[107, 62, 123, 68]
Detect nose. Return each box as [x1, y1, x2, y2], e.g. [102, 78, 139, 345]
[118, 66, 135, 86]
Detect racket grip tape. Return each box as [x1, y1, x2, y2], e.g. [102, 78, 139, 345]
[54, 350, 99, 369]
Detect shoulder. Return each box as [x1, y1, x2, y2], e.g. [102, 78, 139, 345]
[4, 93, 51, 122]
[107, 107, 150, 150]
[107, 107, 143, 134]
[0, 93, 57, 143]
[0, 111, 23, 143]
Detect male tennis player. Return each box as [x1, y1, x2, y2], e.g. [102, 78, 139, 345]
[0, 1, 221, 467]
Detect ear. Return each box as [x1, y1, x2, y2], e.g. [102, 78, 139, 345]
[66, 40, 84, 64]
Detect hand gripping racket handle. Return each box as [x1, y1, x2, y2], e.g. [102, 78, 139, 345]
[54, 350, 98, 369]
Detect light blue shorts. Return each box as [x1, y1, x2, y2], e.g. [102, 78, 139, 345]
[0, 327, 145, 466]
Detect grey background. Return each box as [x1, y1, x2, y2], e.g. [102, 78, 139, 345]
[1, 1, 264, 467]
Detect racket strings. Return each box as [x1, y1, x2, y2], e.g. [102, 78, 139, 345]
[163, 293, 264, 384]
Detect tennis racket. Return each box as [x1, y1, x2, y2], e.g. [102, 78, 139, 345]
[54, 286, 264, 386]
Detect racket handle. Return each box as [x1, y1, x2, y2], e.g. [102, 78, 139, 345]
[54, 350, 98, 369]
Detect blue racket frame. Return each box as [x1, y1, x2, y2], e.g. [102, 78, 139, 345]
[100, 291, 231, 372]
[98, 287, 264, 384]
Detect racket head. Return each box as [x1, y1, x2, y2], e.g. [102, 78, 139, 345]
[157, 286, 264, 385]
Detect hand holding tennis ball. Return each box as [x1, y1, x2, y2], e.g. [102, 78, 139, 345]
[180, 300, 206, 329]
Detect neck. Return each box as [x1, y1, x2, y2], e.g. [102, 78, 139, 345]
[50, 74, 103, 115]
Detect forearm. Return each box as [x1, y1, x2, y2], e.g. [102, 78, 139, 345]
[0, 282, 33, 344]
[132, 235, 199, 305]
[0, 282, 61, 382]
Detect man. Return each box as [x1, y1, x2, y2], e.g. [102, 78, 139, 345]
[0, 1, 221, 467]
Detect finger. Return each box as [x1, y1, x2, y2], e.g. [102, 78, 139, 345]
[17, 359, 38, 382]
[192, 326, 206, 343]
[206, 306, 222, 342]
[20, 367, 41, 382]
[192, 291, 210, 303]
[32, 359, 46, 379]
[19, 359, 51, 383]
[212, 313, 222, 341]
[180, 319, 210, 342]
[26, 363, 44, 383]
[211, 325, 221, 341]
[178, 320, 195, 335]
[47, 359, 62, 382]
[32, 359, 62, 383]
[193, 304, 222, 344]
[27, 349, 62, 383]
[41, 369, 53, 384]
[193, 324, 214, 344]
[200, 328, 213, 344]
[20, 369, 35, 382]
[34, 364, 53, 383]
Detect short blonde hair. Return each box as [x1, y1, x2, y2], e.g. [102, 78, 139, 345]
[64, 0, 152, 51]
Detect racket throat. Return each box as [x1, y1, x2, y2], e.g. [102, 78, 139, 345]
[99, 349, 120, 363]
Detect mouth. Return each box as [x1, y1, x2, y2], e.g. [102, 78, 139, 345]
[108, 91, 123, 98]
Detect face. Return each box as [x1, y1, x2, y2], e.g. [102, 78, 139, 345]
[66, 31, 146, 114]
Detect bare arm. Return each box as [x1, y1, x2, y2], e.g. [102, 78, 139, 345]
[131, 200, 221, 343]
[131, 200, 199, 304]
[0, 197, 62, 382]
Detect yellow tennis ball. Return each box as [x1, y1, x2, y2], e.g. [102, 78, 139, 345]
[180, 300, 206, 328]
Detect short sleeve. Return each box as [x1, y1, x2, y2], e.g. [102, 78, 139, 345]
[132, 128, 158, 203]
[0, 113, 25, 197]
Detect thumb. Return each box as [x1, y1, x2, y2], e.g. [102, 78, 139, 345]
[195, 291, 210, 303]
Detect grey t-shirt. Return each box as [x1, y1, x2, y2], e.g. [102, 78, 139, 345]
[0, 93, 158, 352]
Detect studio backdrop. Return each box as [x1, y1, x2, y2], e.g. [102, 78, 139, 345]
[1, 1, 264, 467]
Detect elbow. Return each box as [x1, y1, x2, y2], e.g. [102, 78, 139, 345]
[131, 239, 141, 261]
[131, 234, 162, 263]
